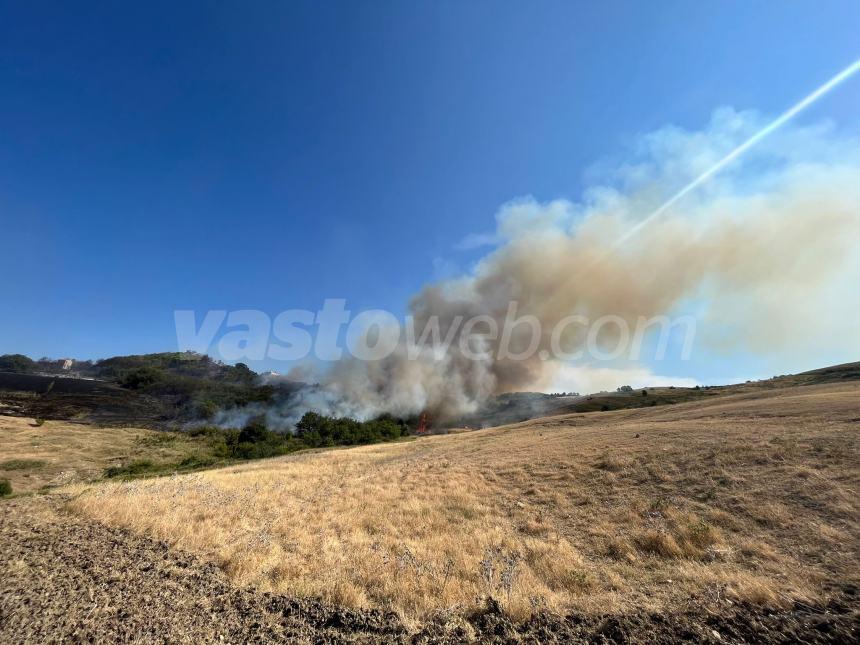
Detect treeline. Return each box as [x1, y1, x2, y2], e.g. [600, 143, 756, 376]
[0, 354, 48, 373]
[186, 412, 407, 462]
[96, 352, 257, 384]
[105, 412, 409, 479]
[295, 411, 404, 447]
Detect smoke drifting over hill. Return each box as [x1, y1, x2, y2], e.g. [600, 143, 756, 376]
[227, 109, 860, 429]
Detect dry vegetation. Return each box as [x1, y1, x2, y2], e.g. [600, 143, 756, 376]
[0, 416, 204, 493]
[64, 381, 860, 624]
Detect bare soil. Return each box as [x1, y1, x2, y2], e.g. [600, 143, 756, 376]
[1, 496, 405, 644]
[2, 496, 857, 643]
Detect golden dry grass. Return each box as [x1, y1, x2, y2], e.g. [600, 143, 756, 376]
[0, 416, 197, 493]
[67, 382, 860, 622]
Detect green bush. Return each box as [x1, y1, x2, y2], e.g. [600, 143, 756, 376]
[238, 420, 269, 444]
[0, 354, 35, 373]
[178, 455, 217, 469]
[188, 413, 407, 463]
[0, 478, 12, 496]
[0, 459, 45, 470]
[119, 366, 165, 389]
[104, 459, 156, 478]
[194, 399, 219, 419]
[209, 437, 232, 459]
[96, 412, 407, 483]
[295, 412, 403, 447]
[188, 425, 220, 437]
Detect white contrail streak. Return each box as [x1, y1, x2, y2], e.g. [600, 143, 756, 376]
[613, 57, 860, 249]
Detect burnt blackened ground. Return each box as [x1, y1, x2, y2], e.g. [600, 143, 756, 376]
[0, 372, 171, 427]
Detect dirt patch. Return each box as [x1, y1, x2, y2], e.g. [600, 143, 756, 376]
[416, 597, 859, 643]
[2, 496, 857, 643]
[0, 496, 404, 643]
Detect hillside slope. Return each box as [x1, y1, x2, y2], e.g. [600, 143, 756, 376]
[67, 380, 860, 626]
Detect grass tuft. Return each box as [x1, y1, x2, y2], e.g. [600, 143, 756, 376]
[0, 459, 46, 471]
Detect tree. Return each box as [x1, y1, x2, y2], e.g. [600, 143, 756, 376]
[0, 354, 36, 373]
[119, 366, 165, 389]
[231, 362, 257, 385]
[296, 411, 402, 447]
[238, 419, 269, 444]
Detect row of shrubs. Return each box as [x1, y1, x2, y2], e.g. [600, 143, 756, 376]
[104, 412, 408, 479]
[294, 411, 404, 447]
[196, 412, 406, 457]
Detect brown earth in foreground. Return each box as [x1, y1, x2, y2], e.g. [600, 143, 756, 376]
[1, 496, 856, 644]
[1, 495, 404, 644]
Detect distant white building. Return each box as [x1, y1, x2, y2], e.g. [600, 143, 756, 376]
[61, 359, 74, 371]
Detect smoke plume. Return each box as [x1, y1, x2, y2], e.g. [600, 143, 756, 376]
[230, 108, 860, 429]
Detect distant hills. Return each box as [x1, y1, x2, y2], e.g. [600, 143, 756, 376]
[1, 351, 858, 432]
[0, 352, 277, 428]
[450, 361, 860, 429]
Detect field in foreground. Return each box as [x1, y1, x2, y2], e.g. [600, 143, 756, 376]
[64, 382, 859, 627]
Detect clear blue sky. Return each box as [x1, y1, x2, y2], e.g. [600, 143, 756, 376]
[2, 1, 859, 382]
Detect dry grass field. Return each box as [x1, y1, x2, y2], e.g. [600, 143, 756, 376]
[0, 416, 204, 493]
[66, 381, 860, 624]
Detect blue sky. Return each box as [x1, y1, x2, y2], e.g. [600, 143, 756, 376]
[2, 1, 859, 386]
